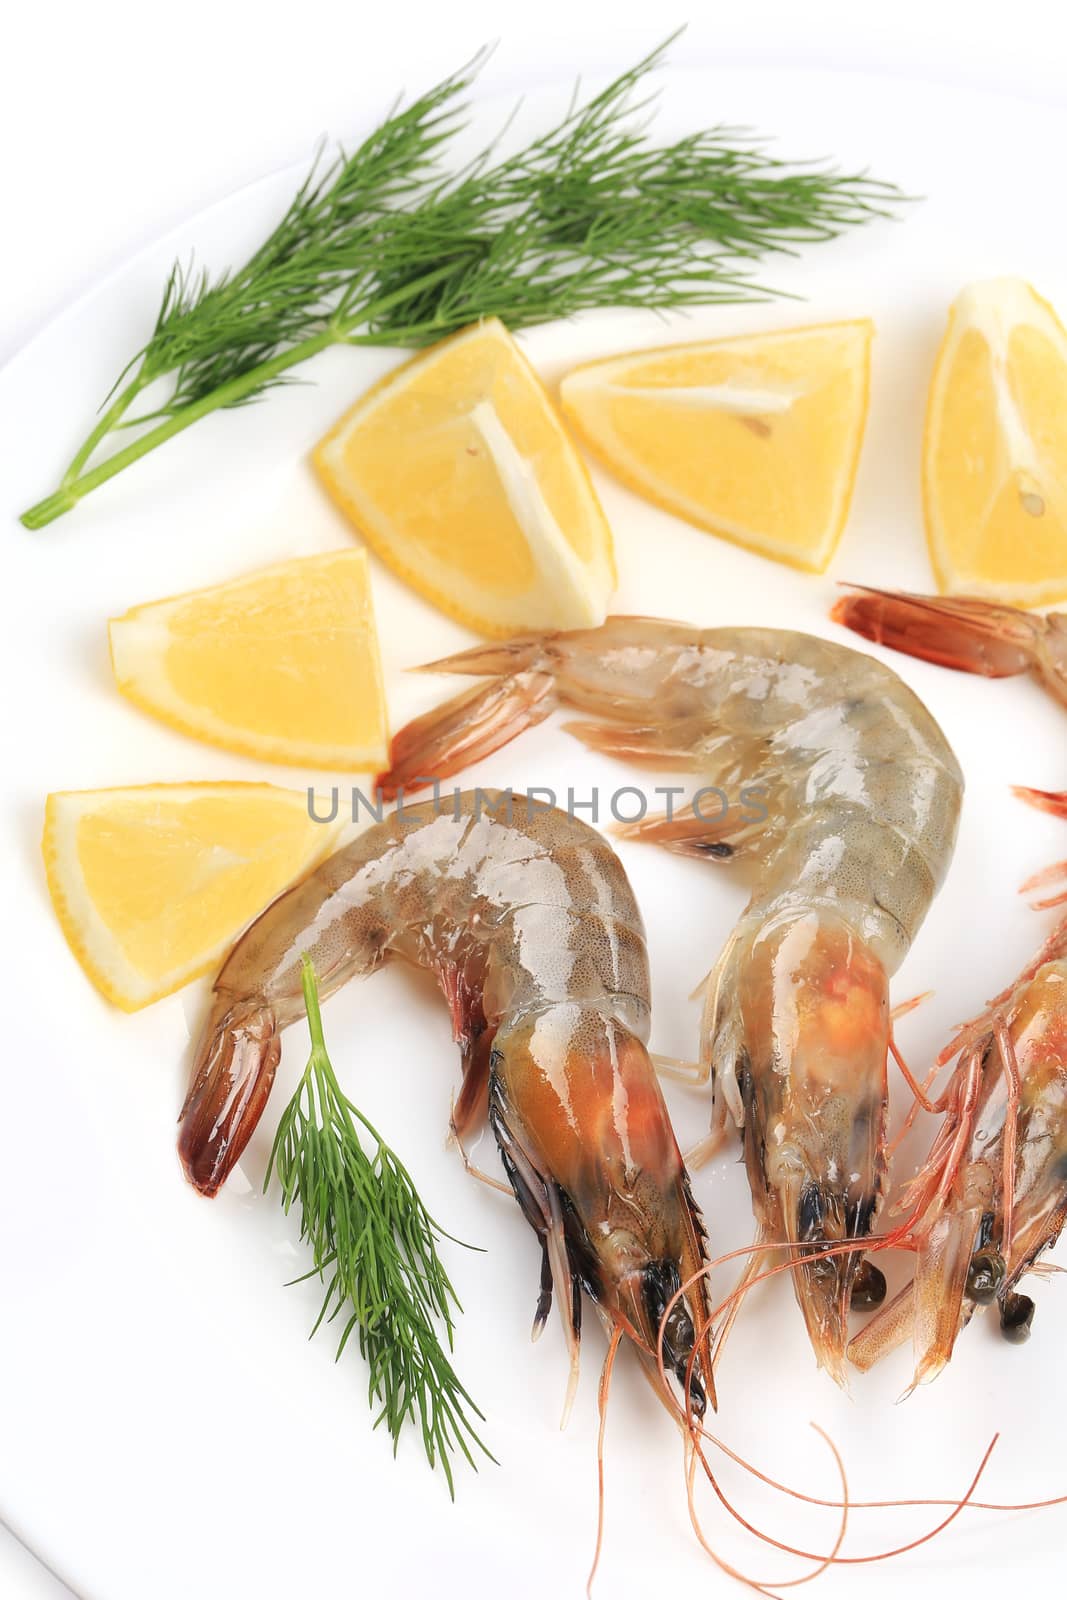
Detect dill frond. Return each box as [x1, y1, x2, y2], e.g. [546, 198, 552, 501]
[266, 957, 491, 1495]
[21, 35, 904, 528]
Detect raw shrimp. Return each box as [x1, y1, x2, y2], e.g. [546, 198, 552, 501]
[377, 617, 964, 1382]
[831, 586, 1067, 904]
[851, 794, 1067, 1388]
[178, 791, 715, 1415]
[831, 586, 1067, 709]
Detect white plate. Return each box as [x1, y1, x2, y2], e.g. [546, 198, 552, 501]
[3, 64, 1067, 1600]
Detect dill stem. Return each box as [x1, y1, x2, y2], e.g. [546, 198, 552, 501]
[300, 952, 329, 1061]
[300, 963, 401, 1181]
[19, 40, 904, 532]
[20, 331, 337, 529]
[20, 258, 464, 530]
[60, 376, 146, 488]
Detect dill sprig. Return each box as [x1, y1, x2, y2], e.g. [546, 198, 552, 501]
[266, 957, 491, 1494]
[21, 35, 902, 528]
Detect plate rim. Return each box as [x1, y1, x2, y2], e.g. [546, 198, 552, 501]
[7, 58, 1067, 1600]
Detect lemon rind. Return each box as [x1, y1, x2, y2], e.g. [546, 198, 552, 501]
[42, 784, 343, 1012]
[313, 320, 615, 637]
[924, 279, 1067, 606]
[559, 320, 873, 574]
[108, 550, 390, 769]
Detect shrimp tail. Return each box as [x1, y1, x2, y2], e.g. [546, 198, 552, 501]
[178, 993, 281, 1197]
[377, 668, 556, 801]
[831, 585, 1067, 708]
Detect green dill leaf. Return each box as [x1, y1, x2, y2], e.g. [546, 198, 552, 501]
[21, 35, 906, 529]
[266, 956, 493, 1491]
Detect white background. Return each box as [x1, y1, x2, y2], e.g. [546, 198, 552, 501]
[4, 2, 1067, 1594]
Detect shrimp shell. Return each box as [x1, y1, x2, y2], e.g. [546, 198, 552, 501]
[378, 617, 964, 1381]
[178, 790, 715, 1413]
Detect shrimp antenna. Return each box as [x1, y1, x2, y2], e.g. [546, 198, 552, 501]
[687, 1253, 994, 1571]
[653, 1247, 1065, 1576]
[586, 1325, 623, 1597]
[684, 1422, 849, 1595]
[690, 1411, 997, 1579]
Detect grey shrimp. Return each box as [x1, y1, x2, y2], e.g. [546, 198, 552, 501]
[377, 617, 963, 1382]
[178, 791, 715, 1414]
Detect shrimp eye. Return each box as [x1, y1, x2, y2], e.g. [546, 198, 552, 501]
[1000, 1292, 1036, 1344]
[850, 1261, 887, 1311]
[966, 1247, 1006, 1305]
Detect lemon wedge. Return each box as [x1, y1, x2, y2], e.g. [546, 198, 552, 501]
[43, 783, 342, 1010]
[559, 320, 872, 572]
[924, 278, 1067, 604]
[313, 318, 615, 636]
[109, 550, 389, 769]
